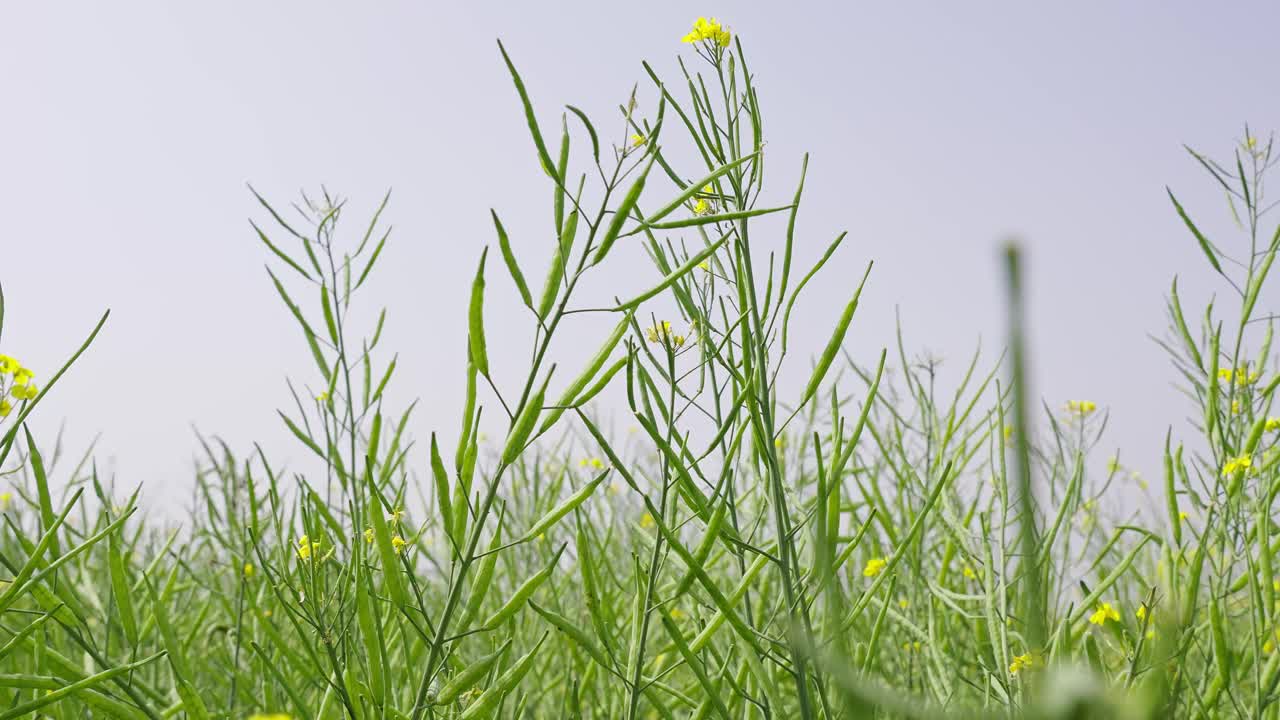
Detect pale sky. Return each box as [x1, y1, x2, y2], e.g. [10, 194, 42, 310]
[3, 2, 1278, 508]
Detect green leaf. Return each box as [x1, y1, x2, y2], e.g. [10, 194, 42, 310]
[1168, 188, 1224, 276]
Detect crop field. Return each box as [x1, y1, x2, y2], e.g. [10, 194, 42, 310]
[2, 15, 1279, 720]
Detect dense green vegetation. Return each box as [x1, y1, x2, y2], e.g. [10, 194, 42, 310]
[1, 17, 1278, 720]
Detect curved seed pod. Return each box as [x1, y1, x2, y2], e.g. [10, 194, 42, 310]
[483, 546, 564, 630]
[520, 470, 608, 542]
[459, 633, 549, 719]
[435, 641, 510, 706]
[468, 248, 490, 378]
[593, 154, 656, 265]
[502, 371, 553, 466]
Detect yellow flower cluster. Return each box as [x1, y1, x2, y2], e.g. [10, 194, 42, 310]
[1222, 454, 1252, 477]
[1088, 602, 1120, 626]
[681, 17, 731, 47]
[645, 321, 687, 348]
[1008, 651, 1041, 675]
[1066, 400, 1097, 416]
[579, 457, 605, 470]
[1218, 366, 1259, 386]
[0, 354, 38, 418]
[863, 557, 887, 577]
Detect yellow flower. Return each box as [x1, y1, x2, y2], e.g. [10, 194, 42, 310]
[863, 557, 887, 577]
[898, 598, 910, 609]
[1178, 510, 1189, 521]
[962, 565, 977, 580]
[1003, 424, 1014, 440]
[669, 608, 686, 620]
[0, 401, 9, 418]
[1136, 604, 1148, 621]
[11, 367, 33, 386]
[387, 508, 405, 525]
[1267, 417, 1280, 432]
[1106, 457, 1120, 474]
[392, 536, 408, 554]
[645, 321, 686, 348]
[1222, 454, 1252, 477]
[1066, 400, 1097, 416]
[1009, 652, 1041, 675]
[902, 641, 922, 653]
[1088, 602, 1120, 626]
[249, 714, 292, 720]
[243, 563, 255, 578]
[630, 133, 647, 148]
[10, 383, 37, 401]
[0, 356, 16, 374]
[296, 535, 322, 561]
[692, 198, 711, 215]
[364, 527, 375, 544]
[698, 261, 710, 271]
[1274, 578, 1279, 593]
[1219, 366, 1258, 386]
[640, 512, 655, 529]
[316, 391, 329, 402]
[579, 457, 605, 470]
[0, 493, 10, 510]
[681, 17, 732, 47]
[1232, 399, 1242, 415]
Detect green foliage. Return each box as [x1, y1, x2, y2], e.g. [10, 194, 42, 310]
[1, 19, 1279, 720]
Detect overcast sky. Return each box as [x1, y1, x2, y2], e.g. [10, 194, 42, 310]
[3, 3, 1278, 509]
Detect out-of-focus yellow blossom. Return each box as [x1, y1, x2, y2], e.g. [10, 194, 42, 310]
[640, 512, 655, 529]
[364, 527, 375, 544]
[0, 401, 10, 418]
[392, 535, 408, 553]
[1219, 366, 1259, 386]
[608, 482, 621, 496]
[243, 563, 255, 578]
[249, 714, 292, 720]
[1266, 417, 1280, 432]
[681, 17, 731, 47]
[1136, 604, 1148, 621]
[669, 608, 686, 620]
[1222, 454, 1252, 477]
[1178, 511, 1189, 521]
[1066, 400, 1097, 416]
[316, 391, 329, 402]
[579, 457, 605, 470]
[387, 508, 405, 524]
[0, 493, 11, 510]
[899, 598, 910, 609]
[1003, 424, 1014, 440]
[902, 641, 922, 652]
[1089, 602, 1120, 626]
[863, 557, 887, 577]
[698, 261, 710, 271]
[1107, 457, 1120, 474]
[630, 134, 647, 148]
[1009, 652, 1041, 675]
[963, 565, 977, 580]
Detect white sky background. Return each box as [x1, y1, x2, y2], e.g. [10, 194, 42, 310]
[2, 2, 1279, 510]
